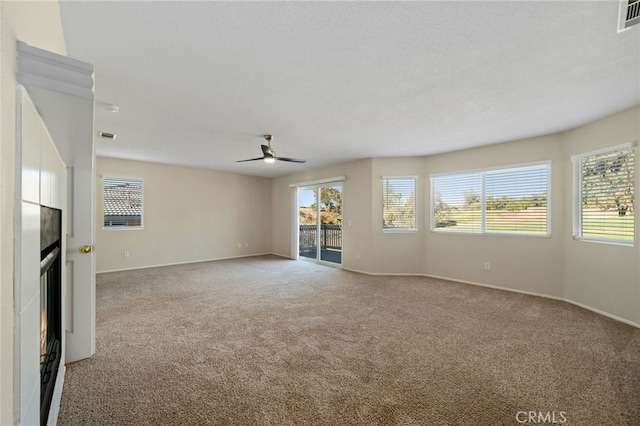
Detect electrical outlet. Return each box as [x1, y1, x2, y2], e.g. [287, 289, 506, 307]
[237, 242, 242, 248]
[484, 262, 491, 271]
[123, 251, 129, 258]
[356, 253, 360, 259]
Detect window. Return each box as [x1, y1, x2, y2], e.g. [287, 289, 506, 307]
[431, 163, 550, 236]
[102, 177, 143, 229]
[382, 177, 417, 231]
[572, 143, 635, 245]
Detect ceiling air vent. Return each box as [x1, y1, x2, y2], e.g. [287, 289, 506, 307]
[619, 0, 640, 32]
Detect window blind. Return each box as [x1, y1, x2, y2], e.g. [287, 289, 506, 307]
[485, 166, 548, 234]
[432, 172, 482, 233]
[382, 177, 417, 231]
[574, 144, 635, 244]
[432, 163, 549, 236]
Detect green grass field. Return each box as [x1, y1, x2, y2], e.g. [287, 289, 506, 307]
[435, 208, 634, 240]
[582, 214, 634, 241]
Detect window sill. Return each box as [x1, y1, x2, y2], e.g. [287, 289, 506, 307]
[431, 230, 551, 238]
[573, 236, 634, 247]
[102, 226, 144, 231]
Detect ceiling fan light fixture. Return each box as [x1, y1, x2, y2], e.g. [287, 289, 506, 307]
[236, 134, 306, 164]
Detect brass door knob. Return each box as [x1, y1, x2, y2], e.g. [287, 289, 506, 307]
[79, 245, 93, 254]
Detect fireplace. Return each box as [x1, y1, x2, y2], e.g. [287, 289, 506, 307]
[40, 206, 62, 426]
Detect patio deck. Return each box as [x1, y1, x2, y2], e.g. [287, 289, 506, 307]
[299, 224, 342, 264]
[299, 249, 342, 264]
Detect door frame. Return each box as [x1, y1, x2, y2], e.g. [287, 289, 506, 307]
[297, 185, 321, 262]
[290, 176, 345, 267]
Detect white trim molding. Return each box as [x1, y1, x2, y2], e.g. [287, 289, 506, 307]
[423, 273, 640, 329]
[289, 175, 346, 188]
[17, 41, 94, 99]
[344, 266, 640, 329]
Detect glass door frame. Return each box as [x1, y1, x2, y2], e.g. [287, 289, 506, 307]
[294, 179, 344, 267]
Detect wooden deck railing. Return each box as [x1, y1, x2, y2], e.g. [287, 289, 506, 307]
[299, 224, 342, 253]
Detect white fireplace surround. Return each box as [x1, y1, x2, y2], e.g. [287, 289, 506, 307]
[18, 87, 66, 426]
[16, 42, 95, 426]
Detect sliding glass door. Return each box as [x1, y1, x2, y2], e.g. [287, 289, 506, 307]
[298, 184, 342, 265]
[299, 187, 318, 260]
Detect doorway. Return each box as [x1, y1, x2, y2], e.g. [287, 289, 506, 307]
[298, 184, 343, 265]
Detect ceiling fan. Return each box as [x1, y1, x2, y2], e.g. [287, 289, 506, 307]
[236, 135, 306, 164]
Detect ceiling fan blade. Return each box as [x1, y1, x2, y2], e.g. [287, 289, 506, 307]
[235, 157, 265, 163]
[236, 135, 304, 164]
[276, 157, 306, 163]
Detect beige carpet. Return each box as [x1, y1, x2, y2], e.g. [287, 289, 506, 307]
[58, 255, 640, 425]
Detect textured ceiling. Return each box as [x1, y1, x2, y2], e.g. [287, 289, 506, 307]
[59, 1, 640, 178]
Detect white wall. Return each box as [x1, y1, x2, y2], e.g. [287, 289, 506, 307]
[270, 159, 374, 272]
[0, 2, 67, 424]
[423, 134, 565, 297]
[96, 157, 272, 272]
[562, 108, 640, 324]
[371, 157, 425, 275]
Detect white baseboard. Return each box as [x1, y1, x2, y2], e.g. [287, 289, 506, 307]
[565, 299, 640, 328]
[423, 273, 566, 301]
[97, 252, 272, 274]
[422, 273, 640, 329]
[342, 267, 423, 277]
[270, 252, 295, 260]
[344, 269, 639, 328]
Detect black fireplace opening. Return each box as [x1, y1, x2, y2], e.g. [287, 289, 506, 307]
[40, 206, 62, 426]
